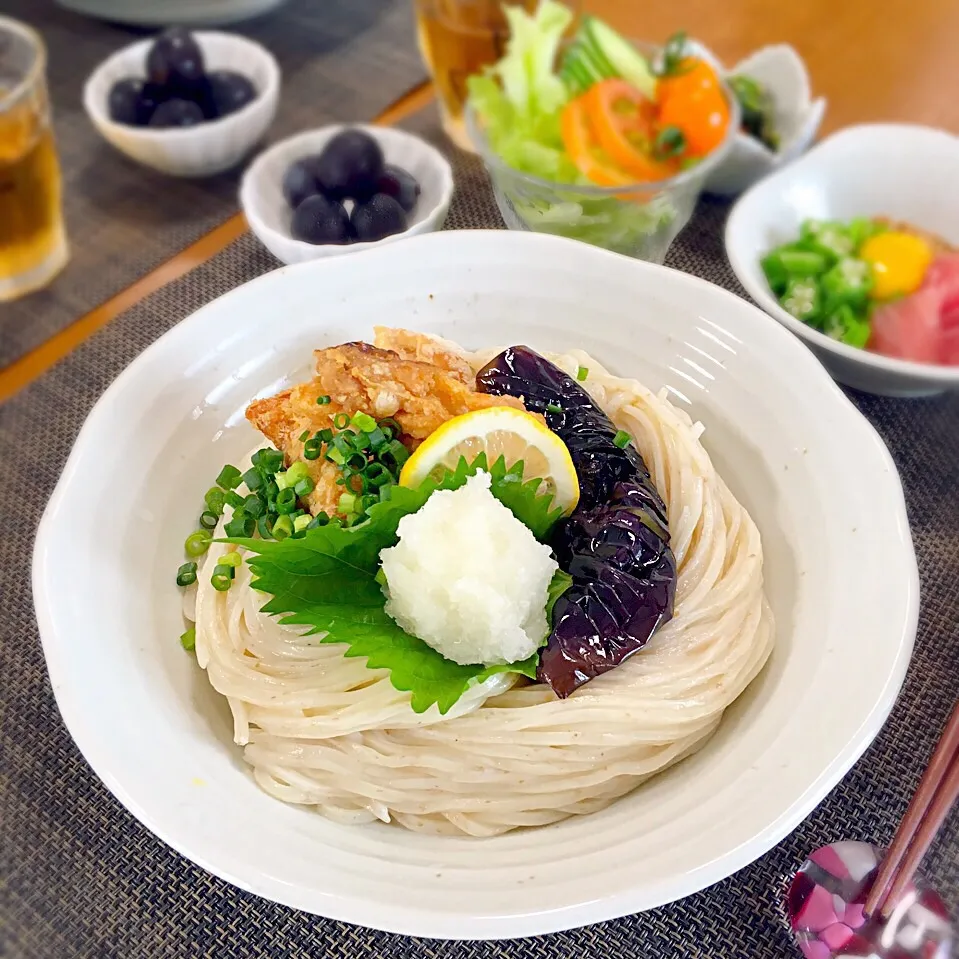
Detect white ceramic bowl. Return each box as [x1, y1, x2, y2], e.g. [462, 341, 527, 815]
[83, 31, 280, 177]
[703, 44, 826, 197]
[240, 125, 454, 264]
[33, 230, 917, 939]
[726, 123, 959, 396]
[59, 0, 289, 27]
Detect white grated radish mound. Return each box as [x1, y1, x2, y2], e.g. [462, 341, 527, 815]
[379, 471, 558, 666]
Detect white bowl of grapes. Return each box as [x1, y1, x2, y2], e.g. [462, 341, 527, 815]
[84, 27, 280, 178]
[239, 125, 455, 264]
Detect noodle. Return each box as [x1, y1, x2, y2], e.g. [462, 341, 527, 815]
[192, 349, 774, 836]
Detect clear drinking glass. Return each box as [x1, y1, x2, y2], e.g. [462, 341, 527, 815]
[0, 16, 68, 302]
[414, 0, 580, 152]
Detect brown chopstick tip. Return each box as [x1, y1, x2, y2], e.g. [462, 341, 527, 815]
[863, 699, 959, 919]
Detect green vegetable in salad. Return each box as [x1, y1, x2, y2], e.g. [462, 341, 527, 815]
[560, 15, 656, 98]
[727, 74, 779, 151]
[226, 454, 570, 714]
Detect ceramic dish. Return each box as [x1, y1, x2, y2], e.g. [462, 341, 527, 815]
[726, 123, 959, 396]
[704, 44, 826, 197]
[240, 125, 454, 264]
[57, 0, 289, 27]
[83, 31, 280, 178]
[34, 230, 917, 939]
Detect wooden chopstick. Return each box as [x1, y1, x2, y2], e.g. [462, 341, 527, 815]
[864, 699, 959, 919]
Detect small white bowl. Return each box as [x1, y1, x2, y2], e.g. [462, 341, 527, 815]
[83, 31, 280, 178]
[726, 123, 959, 397]
[240, 125, 454, 264]
[702, 44, 826, 197]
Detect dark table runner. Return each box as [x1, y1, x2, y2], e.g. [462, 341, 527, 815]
[2, 107, 957, 958]
[0, 0, 426, 367]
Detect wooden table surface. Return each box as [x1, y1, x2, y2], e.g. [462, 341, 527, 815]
[3, 0, 956, 400]
[591, 0, 959, 134]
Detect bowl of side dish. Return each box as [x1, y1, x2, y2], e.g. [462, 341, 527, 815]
[84, 27, 279, 177]
[465, 4, 740, 263]
[240, 125, 454, 264]
[726, 123, 959, 396]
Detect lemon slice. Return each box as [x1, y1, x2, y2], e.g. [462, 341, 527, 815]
[399, 407, 580, 515]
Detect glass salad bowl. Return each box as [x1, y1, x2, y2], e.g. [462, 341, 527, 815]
[466, 47, 740, 265]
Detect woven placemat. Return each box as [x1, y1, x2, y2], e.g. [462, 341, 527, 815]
[2, 106, 957, 958]
[0, 0, 426, 368]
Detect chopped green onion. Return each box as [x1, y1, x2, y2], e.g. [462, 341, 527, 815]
[303, 438, 323, 461]
[223, 514, 255, 538]
[285, 461, 310, 485]
[294, 477, 315, 497]
[307, 511, 330, 530]
[327, 447, 346, 466]
[365, 426, 387, 449]
[333, 412, 351, 430]
[272, 515, 294, 540]
[241, 494, 264, 518]
[319, 428, 334, 443]
[546, 402, 563, 414]
[274, 470, 292, 491]
[276, 487, 297, 514]
[204, 487, 226, 516]
[383, 439, 409, 468]
[316, 394, 331, 405]
[360, 493, 378, 513]
[613, 429, 631, 449]
[199, 510, 219, 530]
[260, 449, 284, 473]
[180, 627, 196, 651]
[344, 452, 366, 473]
[298, 429, 310, 442]
[576, 366, 589, 381]
[351, 411, 377, 433]
[338, 492, 357, 514]
[256, 514, 274, 539]
[216, 465, 242, 490]
[224, 491, 244, 509]
[378, 417, 401, 436]
[365, 462, 392, 487]
[184, 529, 212, 557]
[331, 433, 354, 456]
[211, 565, 234, 591]
[293, 514, 312, 533]
[219, 551, 242, 568]
[242, 467, 263, 492]
[175, 562, 197, 587]
[352, 431, 371, 451]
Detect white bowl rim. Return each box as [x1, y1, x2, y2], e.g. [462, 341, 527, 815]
[239, 124, 455, 256]
[726, 122, 959, 385]
[32, 229, 918, 938]
[83, 30, 281, 140]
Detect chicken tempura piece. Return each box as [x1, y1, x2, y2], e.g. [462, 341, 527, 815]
[372, 326, 475, 382]
[246, 341, 525, 517]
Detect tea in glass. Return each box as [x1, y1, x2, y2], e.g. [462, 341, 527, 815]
[0, 16, 68, 302]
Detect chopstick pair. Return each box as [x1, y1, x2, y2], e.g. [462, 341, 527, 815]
[864, 698, 959, 920]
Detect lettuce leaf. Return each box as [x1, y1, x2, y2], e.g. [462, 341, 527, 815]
[466, 0, 580, 182]
[225, 458, 569, 713]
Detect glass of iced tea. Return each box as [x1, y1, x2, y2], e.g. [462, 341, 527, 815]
[415, 0, 579, 152]
[0, 16, 68, 302]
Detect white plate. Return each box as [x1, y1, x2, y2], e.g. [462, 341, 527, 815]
[33, 230, 917, 939]
[56, 0, 289, 27]
[726, 123, 959, 396]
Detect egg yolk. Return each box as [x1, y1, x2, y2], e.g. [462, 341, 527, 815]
[860, 231, 933, 300]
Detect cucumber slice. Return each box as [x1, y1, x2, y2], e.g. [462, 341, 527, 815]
[584, 17, 656, 98]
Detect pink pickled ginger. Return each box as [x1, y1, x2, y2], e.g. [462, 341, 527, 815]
[868, 253, 959, 365]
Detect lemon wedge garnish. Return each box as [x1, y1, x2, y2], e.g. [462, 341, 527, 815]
[399, 407, 580, 516]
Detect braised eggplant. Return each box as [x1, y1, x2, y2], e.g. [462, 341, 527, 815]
[476, 346, 677, 697]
